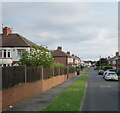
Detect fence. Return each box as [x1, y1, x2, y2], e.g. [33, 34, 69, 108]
[2, 66, 71, 90]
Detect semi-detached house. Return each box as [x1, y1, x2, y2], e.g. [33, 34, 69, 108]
[108, 52, 120, 69]
[0, 27, 36, 66]
[51, 46, 81, 66]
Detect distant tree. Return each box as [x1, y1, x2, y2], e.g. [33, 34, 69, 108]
[96, 58, 108, 66]
[18, 45, 54, 68]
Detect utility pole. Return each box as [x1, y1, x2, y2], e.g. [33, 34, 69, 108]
[99, 55, 101, 69]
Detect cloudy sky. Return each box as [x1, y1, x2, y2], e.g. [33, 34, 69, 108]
[2, 2, 118, 61]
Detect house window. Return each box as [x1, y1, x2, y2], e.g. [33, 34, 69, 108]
[68, 58, 73, 63]
[0, 50, 2, 58]
[17, 50, 23, 57]
[8, 50, 10, 58]
[4, 50, 6, 58]
[113, 61, 116, 65]
[3, 64, 6, 67]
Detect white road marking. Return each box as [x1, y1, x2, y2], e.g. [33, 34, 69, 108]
[100, 85, 111, 88]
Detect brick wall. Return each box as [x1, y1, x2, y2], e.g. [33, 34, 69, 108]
[2, 79, 43, 109]
[42, 75, 67, 92]
[2, 73, 76, 109]
[54, 57, 68, 66]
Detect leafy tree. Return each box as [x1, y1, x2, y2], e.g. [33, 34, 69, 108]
[18, 45, 54, 68]
[96, 58, 108, 66]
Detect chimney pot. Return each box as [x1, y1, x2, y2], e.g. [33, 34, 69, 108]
[72, 54, 74, 57]
[67, 52, 70, 55]
[116, 52, 119, 57]
[57, 46, 62, 51]
[108, 56, 110, 59]
[3, 27, 12, 35]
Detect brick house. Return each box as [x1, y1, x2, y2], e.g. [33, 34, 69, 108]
[50, 47, 68, 66]
[0, 27, 36, 66]
[108, 52, 120, 69]
[51, 47, 81, 66]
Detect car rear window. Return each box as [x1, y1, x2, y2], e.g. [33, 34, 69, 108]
[108, 73, 116, 75]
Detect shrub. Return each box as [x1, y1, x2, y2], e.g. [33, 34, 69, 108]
[50, 62, 66, 68]
[102, 66, 113, 71]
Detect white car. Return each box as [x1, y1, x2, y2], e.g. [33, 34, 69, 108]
[104, 71, 118, 81]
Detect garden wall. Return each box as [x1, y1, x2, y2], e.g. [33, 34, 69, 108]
[2, 72, 76, 109]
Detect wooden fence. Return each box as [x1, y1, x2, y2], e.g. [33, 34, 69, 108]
[2, 66, 71, 90]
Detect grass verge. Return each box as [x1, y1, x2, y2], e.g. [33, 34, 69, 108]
[41, 69, 89, 111]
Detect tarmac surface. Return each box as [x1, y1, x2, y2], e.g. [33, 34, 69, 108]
[83, 68, 118, 112]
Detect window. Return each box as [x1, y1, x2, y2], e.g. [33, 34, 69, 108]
[17, 50, 23, 57]
[113, 61, 116, 65]
[8, 50, 10, 58]
[3, 64, 6, 67]
[4, 50, 6, 58]
[68, 58, 73, 63]
[0, 50, 2, 58]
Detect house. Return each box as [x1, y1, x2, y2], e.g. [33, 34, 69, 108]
[50, 46, 68, 66]
[0, 27, 36, 66]
[108, 52, 120, 69]
[51, 46, 81, 66]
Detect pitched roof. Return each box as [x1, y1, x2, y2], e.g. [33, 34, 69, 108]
[50, 50, 68, 57]
[0, 33, 37, 47]
[109, 55, 120, 61]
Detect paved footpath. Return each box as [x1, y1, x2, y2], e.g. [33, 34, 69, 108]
[3, 70, 86, 112]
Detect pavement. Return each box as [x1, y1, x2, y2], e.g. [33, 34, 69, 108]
[3, 70, 86, 112]
[83, 67, 118, 112]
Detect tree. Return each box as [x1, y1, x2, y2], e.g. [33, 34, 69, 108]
[96, 58, 108, 66]
[18, 45, 54, 68]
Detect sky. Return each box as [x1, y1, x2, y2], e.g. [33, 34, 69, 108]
[2, 2, 118, 61]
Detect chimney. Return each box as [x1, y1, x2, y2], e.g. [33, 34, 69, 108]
[116, 52, 119, 57]
[57, 46, 62, 51]
[3, 27, 12, 35]
[67, 52, 70, 55]
[72, 54, 74, 57]
[108, 56, 110, 59]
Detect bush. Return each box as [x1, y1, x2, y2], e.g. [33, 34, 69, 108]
[50, 62, 66, 68]
[102, 66, 113, 71]
[68, 66, 76, 73]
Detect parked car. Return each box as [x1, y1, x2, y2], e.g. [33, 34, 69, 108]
[98, 70, 104, 75]
[103, 71, 118, 81]
[106, 69, 116, 72]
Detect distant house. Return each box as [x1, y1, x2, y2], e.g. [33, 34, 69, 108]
[50, 46, 68, 66]
[0, 27, 36, 66]
[108, 52, 120, 69]
[51, 46, 81, 66]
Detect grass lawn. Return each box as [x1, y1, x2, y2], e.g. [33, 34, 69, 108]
[83, 69, 89, 74]
[41, 69, 89, 111]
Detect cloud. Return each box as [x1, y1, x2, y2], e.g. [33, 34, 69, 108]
[2, 2, 118, 60]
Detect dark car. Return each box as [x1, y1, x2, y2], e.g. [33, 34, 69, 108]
[98, 70, 104, 75]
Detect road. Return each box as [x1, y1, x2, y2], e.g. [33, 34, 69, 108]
[83, 68, 118, 112]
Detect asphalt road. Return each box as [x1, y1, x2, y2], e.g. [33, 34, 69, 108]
[83, 67, 118, 112]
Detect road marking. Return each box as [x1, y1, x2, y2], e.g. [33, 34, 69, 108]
[100, 85, 111, 88]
